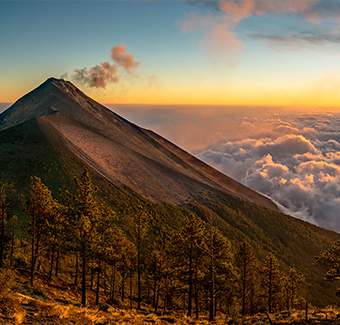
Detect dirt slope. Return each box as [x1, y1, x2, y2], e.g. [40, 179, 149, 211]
[0, 78, 277, 208]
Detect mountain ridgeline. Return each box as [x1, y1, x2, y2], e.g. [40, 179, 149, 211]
[0, 78, 339, 306]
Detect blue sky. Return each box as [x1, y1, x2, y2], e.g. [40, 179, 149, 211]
[2, 0, 340, 106]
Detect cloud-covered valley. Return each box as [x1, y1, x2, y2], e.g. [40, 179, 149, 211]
[195, 110, 340, 231]
[2, 100, 340, 231]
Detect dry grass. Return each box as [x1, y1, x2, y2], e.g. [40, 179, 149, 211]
[2, 268, 340, 324]
[0, 268, 26, 323]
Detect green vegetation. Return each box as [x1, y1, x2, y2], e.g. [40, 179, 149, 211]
[1, 171, 309, 323]
[3, 170, 306, 321]
[316, 240, 340, 297]
[1, 170, 340, 324]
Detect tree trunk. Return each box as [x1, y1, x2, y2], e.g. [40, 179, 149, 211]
[291, 285, 295, 309]
[137, 245, 141, 310]
[110, 262, 116, 301]
[55, 251, 59, 277]
[153, 276, 157, 308]
[214, 295, 217, 317]
[242, 258, 246, 316]
[34, 225, 43, 273]
[130, 268, 133, 309]
[209, 249, 215, 321]
[250, 284, 255, 315]
[163, 291, 167, 314]
[122, 265, 125, 302]
[194, 269, 199, 319]
[95, 261, 101, 305]
[10, 227, 14, 268]
[104, 265, 108, 297]
[163, 277, 168, 315]
[90, 269, 94, 290]
[187, 252, 193, 317]
[147, 283, 150, 304]
[155, 282, 160, 312]
[75, 253, 78, 287]
[81, 243, 87, 307]
[30, 217, 35, 285]
[268, 261, 272, 313]
[48, 247, 55, 281]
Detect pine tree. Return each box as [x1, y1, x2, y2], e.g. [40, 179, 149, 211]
[286, 268, 305, 309]
[262, 253, 281, 313]
[127, 205, 150, 310]
[65, 169, 106, 306]
[43, 202, 67, 280]
[171, 213, 205, 317]
[199, 213, 233, 322]
[104, 225, 132, 302]
[118, 239, 135, 303]
[22, 176, 57, 285]
[235, 242, 259, 316]
[211, 228, 236, 318]
[315, 240, 340, 296]
[93, 203, 117, 305]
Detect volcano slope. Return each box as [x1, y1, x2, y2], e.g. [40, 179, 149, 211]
[0, 77, 339, 306]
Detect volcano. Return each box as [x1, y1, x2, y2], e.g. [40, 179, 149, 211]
[1, 78, 339, 306]
[0, 77, 277, 209]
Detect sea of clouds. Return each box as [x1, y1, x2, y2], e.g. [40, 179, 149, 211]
[111, 105, 340, 232]
[195, 109, 340, 231]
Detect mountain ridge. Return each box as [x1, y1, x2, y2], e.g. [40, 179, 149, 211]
[0, 77, 278, 209]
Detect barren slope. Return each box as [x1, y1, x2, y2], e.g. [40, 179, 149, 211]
[0, 78, 277, 208]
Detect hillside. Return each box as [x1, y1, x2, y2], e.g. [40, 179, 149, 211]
[0, 78, 339, 307]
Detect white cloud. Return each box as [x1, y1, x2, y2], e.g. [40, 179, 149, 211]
[196, 111, 340, 231]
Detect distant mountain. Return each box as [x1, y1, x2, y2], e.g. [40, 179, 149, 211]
[0, 78, 339, 306]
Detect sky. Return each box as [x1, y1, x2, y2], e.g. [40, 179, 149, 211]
[2, 0, 340, 106]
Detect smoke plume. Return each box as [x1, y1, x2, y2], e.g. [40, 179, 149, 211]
[110, 42, 140, 72]
[72, 43, 140, 89]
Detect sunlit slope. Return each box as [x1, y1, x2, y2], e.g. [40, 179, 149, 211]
[0, 78, 277, 208]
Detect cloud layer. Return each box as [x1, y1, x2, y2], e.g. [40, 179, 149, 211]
[195, 110, 340, 231]
[72, 43, 140, 89]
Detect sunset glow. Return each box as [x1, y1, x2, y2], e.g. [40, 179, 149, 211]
[1, 1, 340, 107]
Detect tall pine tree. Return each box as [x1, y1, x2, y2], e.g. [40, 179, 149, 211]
[22, 176, 57, 285]
[171, 214, 204, 317]
[127, 205, 150, 310]
[235, 242, 259, 316]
